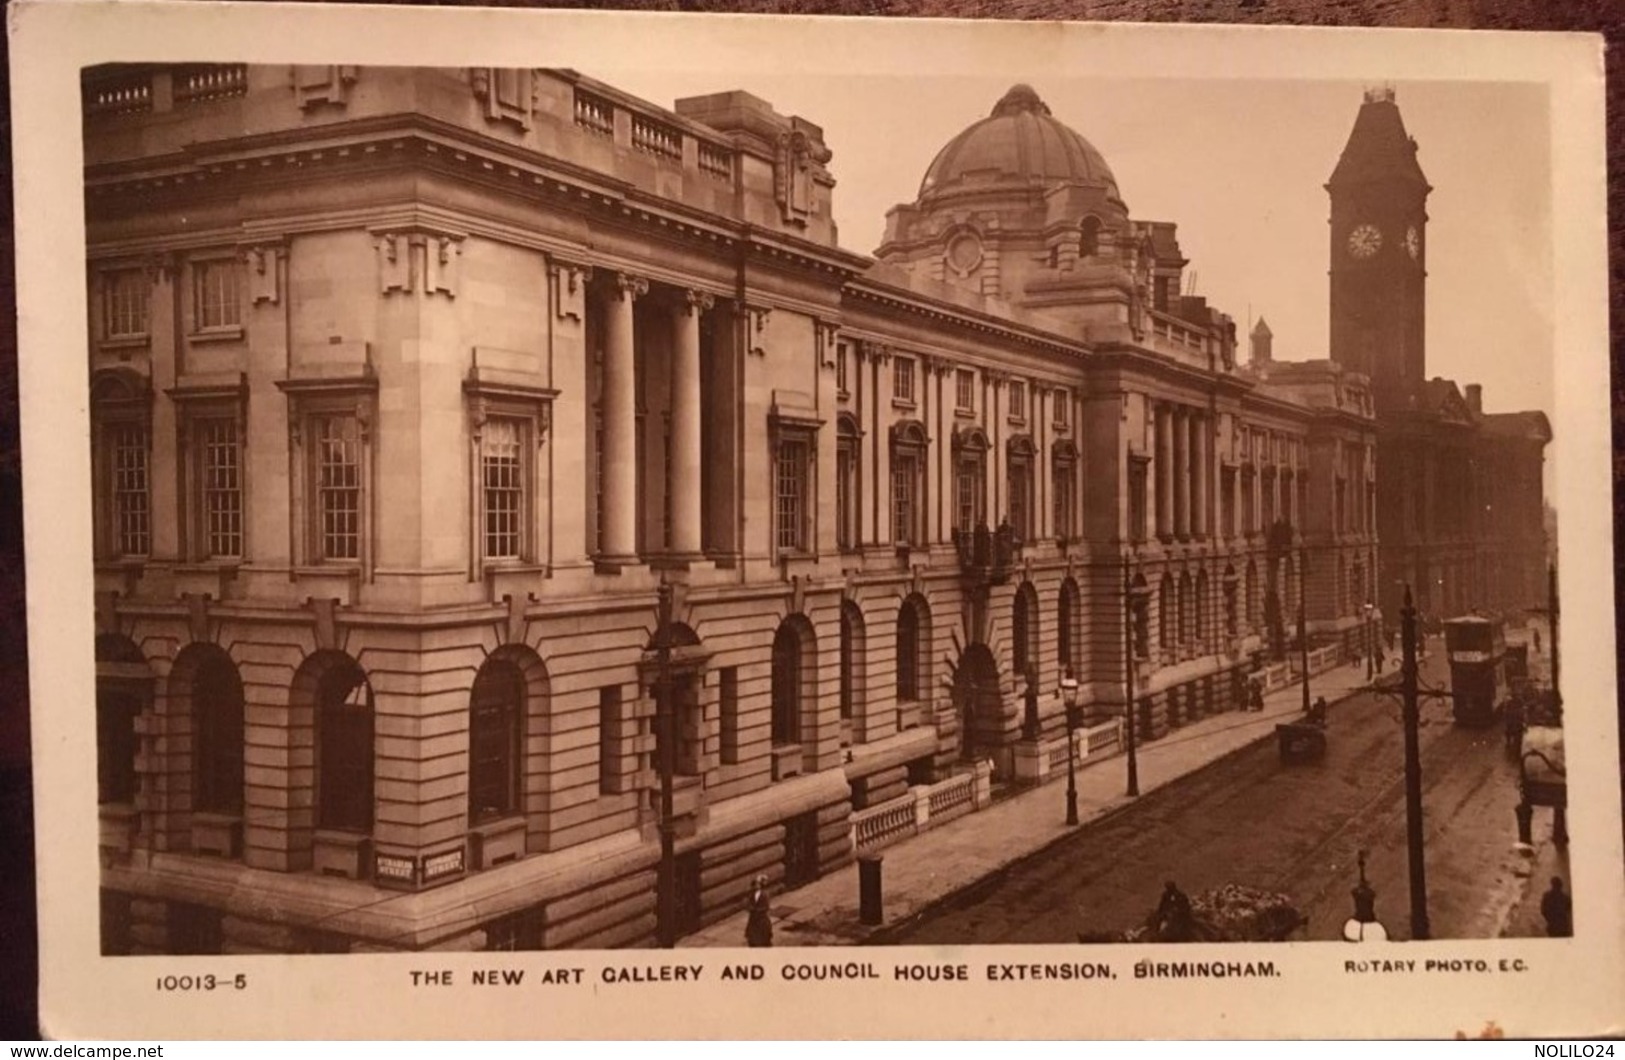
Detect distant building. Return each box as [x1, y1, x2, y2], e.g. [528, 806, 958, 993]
[1326, 87, 1550, 623]
[86, 66, 1374, 953]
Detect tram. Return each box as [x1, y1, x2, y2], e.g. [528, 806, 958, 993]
[1443, 615, 1506, 727]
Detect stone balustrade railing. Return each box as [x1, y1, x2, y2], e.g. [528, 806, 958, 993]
[851, 761, 994, 853]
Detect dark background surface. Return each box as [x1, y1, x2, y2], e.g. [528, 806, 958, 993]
[0, 0, 1617, 1040]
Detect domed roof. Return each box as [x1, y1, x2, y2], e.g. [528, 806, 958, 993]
[919, 84, 1121, 201]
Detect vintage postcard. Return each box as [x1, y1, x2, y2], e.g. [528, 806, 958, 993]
[11, 0, 1620, 1040]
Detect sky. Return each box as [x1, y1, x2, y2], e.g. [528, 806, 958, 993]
[590, 68, 1552, 420]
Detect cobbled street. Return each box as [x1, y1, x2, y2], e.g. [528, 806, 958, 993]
[890, 638, 1567, 944]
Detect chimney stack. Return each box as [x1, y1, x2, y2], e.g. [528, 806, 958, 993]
[1250, 317, 1274, 366]
[1465, 384, 1482, 415]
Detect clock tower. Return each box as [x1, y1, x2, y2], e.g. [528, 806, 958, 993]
[1327, 87, 1431, 413]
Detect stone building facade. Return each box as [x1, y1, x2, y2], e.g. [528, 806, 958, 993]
[1325, 87, 1550, 623]
[87, 65, 1374, 953]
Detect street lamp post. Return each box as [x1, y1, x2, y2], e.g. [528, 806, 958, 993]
[654, 582, 678, 949]
[1298, 545, 1310, 715]
[1123, 564, 1141, 798]
[1364, 601, 1375, 682]
[1400, 584, 1431, 940]
[1342, 849, 1389, 943]
[1061, 670, 1080, 826]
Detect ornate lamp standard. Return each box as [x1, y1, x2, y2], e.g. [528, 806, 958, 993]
[1342, 849, 1389, 942]
[653, 582, 677, 949]
[1123, 564, 1144, 798]
[1061, 669, 1081, 826]
[1364, 600, 1376, 681]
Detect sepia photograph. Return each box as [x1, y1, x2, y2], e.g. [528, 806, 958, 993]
[13, 1, 1621, 1040]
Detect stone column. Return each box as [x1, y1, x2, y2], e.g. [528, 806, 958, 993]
[668, 289, 710, 557]
[600, 272, 645, 561]
[1036, 386, 1052, 541]
[1155, 404, 1172, 540]
[1193, 412, 1209, 540]
[1174, 407, 1190, 541]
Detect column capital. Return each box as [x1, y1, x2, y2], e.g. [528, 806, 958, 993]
[681, 288, 715, 314]
[612, 272, 649, 300]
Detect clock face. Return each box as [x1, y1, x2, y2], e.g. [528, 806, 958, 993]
[1347, 224, 1383, 260]
[1405, 226, 1420, 260]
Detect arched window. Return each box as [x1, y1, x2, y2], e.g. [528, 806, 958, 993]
[469, 656, 525, 824]
[1196, 569, 1210, 644]
[1080, 216, 1102, 258]
[1223, 565, 1239, 635]
[890, 422, 929, 547]
[1007, 436, 1035, 542]
[836, 415, 861, 552]
[771, 620, 804, 747]
[952, 426, 989, 534]
[192, 649, 245, 816]
[1132, 575, 1151, 660]
[839, 602, 864, 722]
[316, 656, 374, 834]
[1159, 574, 1175, 656]
[1178, 571, 1193, 646]
[896, 596, 929, 702]
[1012, 582, 1039, 681]
[1058, 579, 1079, 674]
[1245, 559, 1258, 627]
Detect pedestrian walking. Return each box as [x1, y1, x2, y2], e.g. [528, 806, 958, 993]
[1249, 681, 1265, 713]
[1504, 696, 1525, 756]
[745, 873, 773, 947]
[1540, 877, 1572, 938]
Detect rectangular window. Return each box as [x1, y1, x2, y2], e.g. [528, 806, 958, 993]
[1008, 381, 1026, 421]
[775, 438, 809, 552]
[314, 415, 361, 562]
[101, 269, 148, 341]
[836, 342, 849, 395]
[194, 417, 243, 559]
[111, 424, 151, 557]
[718, 667, 740, 766]
[1336, 478, 1347, 533]
[592, 410, 604, 554]
[598, 686, 621, 795]
[193, 259, 241, 331]
[483, 418, 524, 560]
[1128, 457, 1148, 543]
[1153, 276, 1171, 313]
[836, 437, 856, 552]
[485, 907, 545, 952]
[1222, 467, 1237, 539]
[955, 369, 975, 412]
[1053, 390, 1069, 428]
[1008, 460, 1029, 539]
[956, 462, 979, 533]
[893, 357, 915, 405]
[1053, 460, 1073, 540]
[892, 454, 917, 546]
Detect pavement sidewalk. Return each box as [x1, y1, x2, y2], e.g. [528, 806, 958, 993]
[681, 657, 1390, 948]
